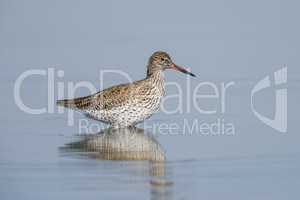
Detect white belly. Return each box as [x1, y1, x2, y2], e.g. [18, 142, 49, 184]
[86, 96, 162, 127]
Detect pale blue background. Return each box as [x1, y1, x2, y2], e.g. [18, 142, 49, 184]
[0, 0, 299, 199]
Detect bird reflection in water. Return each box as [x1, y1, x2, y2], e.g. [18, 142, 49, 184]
[60, 127, 173, 200]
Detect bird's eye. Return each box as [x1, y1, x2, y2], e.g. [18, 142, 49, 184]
[161, 58, 165, 62]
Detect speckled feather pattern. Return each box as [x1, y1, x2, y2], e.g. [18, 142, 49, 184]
[58, 70, 165, 128]
[57, 51, 180, 128]
[86, 71, 165, 127]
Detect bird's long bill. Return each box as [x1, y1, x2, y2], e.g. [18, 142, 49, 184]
[170, 63, 196, 77]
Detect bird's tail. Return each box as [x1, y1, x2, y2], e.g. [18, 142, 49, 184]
[56, 96, 93, 110]
[56, 99, 76, 109]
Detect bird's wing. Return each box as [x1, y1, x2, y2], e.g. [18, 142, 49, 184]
[57, 80, 150, 111]
[92, 83, 135, 110]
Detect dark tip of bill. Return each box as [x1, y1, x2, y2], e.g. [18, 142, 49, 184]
[189, 72, 196, 77]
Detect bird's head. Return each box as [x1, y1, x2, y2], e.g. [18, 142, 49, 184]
[147, 51, 195, 77]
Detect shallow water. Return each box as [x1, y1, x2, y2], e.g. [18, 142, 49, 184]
[1, 103, 299, 200]
[1, 138, 299, 200]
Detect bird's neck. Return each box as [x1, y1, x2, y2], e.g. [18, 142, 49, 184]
[147, 69, 165, 94]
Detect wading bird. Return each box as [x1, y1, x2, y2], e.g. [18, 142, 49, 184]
[57, 51, 195, 128]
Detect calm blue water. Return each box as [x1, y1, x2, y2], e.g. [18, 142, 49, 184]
[1, 125, 299, 200]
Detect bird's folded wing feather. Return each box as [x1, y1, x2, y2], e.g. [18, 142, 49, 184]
[57, 80, 153, 111]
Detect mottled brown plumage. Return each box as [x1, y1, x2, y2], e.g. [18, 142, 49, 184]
[57, 51, 195, 128]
